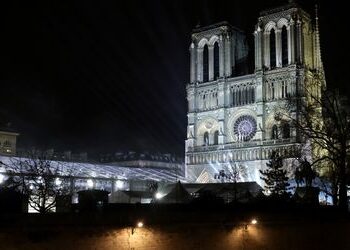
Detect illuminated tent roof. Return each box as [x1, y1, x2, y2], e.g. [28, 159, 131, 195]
[157, 181, 192, 203]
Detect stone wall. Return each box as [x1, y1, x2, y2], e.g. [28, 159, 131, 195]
[0, 211, 349, 249]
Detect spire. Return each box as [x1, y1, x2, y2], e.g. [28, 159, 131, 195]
[314, 4, 324, 72]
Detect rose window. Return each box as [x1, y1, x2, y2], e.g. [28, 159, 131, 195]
[234, 115, 257, 141]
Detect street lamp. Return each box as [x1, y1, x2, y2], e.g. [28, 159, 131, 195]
[155, 192, 163, 200]
[132, 220, 144, 234]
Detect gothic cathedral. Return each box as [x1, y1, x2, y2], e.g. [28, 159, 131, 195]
[185, 2, 325, 185]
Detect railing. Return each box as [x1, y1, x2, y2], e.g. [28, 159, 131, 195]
[189, 138, 296, 152]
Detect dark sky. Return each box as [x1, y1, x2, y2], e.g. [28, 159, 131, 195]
[1, 0, 348, 157]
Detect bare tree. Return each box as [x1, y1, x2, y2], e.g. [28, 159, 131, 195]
[284, 83, 350, 209]
[1, 150, 71, 213]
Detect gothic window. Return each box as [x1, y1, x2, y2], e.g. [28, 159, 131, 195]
[284, 81, 288, 97]
[203, 44, 209, 82]
[281, 81, 288, 98]
[204, 132, 209, 146]
[214, 42, 220, 79]
[281, 26, 288, 66]
[214, 130, 219, 145]
[234, 115, 257, 141]
[271, 125, 278, 139]
[203, 94, 206, 109]
[282, 123, 290, 139]
[251, 87, 255, 103]
[270, 29, 276, 68]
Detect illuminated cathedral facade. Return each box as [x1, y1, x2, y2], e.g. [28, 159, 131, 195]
[185, 2, 325, 184]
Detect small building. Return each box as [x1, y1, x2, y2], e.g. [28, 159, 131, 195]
[0, 129, 19, 156]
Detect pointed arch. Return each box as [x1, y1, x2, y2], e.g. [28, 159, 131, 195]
[270, 29, 276, 68]
[214, 130, 219, 145]
[281, 26, 288, 66]
[203, 44, 209, 82]
[282, 123, 290, 139]
[213, 42, 220, 79]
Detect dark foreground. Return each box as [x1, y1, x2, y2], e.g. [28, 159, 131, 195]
[0, 204, 349, 250]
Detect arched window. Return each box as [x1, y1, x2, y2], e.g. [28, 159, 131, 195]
[214, 42, 219, 79]
[204, 132, 209, 146]
[251, 87, 255, 103]
[282, 123, 290, 139]
[214, 130, 219, 145]
[270, 29, 276, 68]
[271, 125, 278, 139]
[281, 26, 288, 66]
[203, 45, 209, 82]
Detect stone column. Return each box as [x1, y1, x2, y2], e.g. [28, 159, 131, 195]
[218, 120, 225, 144]
[197, 48, 203, 82]
[218, 82, 225, 107]
[219, 35, 225, 77]
[254, 26, 263, 70]
[276, 29, 282, 67]
[296, 19, 303, 64]
[190, 42, 196, 83]
[264, 32, 270, 68]
[224, 34, 232, 77]
[288, 18, 295, 64]
[225, 86, 230, 106]
[208, 45, 214, 81]
[187, 86, 195, 112]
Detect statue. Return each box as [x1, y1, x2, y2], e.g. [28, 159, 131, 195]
[294, 158, 316, 187]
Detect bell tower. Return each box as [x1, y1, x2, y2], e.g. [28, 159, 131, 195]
[185, 2, 326, 184]
[254, 1, 324, 73]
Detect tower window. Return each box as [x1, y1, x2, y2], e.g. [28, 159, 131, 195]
[270, 29, 276, 68]
[281, 26, 288, 66]
[203, 44, 209, 82]
[214, 42, 220, 79]
[282, 123, 290, 139]
[214, 130, 219, 145]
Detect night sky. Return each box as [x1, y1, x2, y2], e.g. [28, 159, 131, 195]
[1, 0, 348, 157]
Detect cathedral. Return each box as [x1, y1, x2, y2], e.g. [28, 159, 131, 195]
[185, 2, 325, 185]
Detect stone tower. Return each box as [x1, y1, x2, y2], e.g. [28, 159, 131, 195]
[185, 2, 324, 185]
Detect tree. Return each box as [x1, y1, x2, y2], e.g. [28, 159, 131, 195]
[260, 151, 289, 197]
[286, 86, 350, 209]
[294, 158, 317, 188]
[0, 150, 70, 213]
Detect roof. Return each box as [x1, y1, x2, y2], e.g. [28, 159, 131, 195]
[159, 182, 263, 197]
[157, 181, 192, 203]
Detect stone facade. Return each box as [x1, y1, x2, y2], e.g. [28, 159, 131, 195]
[185, 3, 325, 185]
[0, 130, 19, 156]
